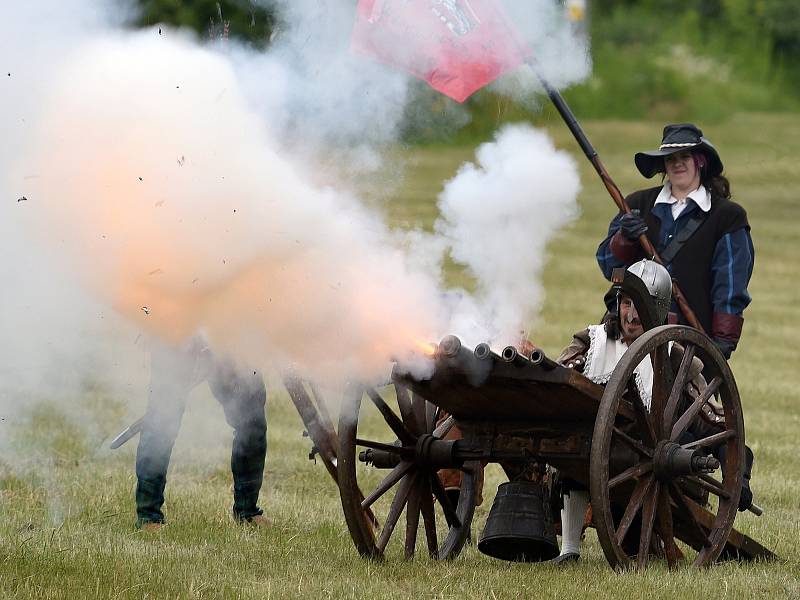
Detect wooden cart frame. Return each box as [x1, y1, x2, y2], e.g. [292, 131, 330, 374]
[286, 271, 773, 569]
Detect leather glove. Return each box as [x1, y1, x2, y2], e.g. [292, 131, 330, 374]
[712, 337, 736, 360]
[618, 209, 648, 240]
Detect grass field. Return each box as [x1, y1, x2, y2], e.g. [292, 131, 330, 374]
[2, 114, 799, 598]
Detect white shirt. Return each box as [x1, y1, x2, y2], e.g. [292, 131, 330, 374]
[654, 182, 711, 220]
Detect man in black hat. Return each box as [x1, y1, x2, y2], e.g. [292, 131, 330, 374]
[596, 124, 754, 359]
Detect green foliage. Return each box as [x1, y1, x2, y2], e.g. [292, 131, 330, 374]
[760, 0, 800, 85]
[569, 0, 800, 118]
[558, 2, 796, 123]
[403, 1, 800, 143]
[134, 0, 277, 46]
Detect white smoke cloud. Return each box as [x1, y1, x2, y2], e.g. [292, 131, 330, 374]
[9, 30, 451, 389]
[498, 0, 591, 99]
[1, 0, 588, 454]
[436, 124, 581, 346]
[231, 1, 412, 169]
[0, 1, 147, 455]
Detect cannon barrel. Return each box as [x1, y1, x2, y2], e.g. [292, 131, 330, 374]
[438, 334, 462, 358]
[529, 348, 559, 371]
[474, 342, 501, 361]
[433, 335, 493, 386]
[436, 335, 478, 368]
[501, 345, 530, 367]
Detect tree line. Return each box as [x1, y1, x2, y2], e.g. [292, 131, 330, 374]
[130, 1, 800, 136]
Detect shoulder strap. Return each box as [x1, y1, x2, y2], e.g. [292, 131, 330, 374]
[660, 212, 707, 264]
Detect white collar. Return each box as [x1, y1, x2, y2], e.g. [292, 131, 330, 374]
[584, 325, 653, 410]
[654, 182, 711, 213]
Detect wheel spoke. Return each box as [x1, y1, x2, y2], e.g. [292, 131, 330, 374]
[608, 461, 653, 489]
[628, 383, 657, 447]
[419, 477, 439, 558]
[662, 343, 696, 434]
[613, 426, 654, 457]
[615, 475, 653, 545]
[361, 461, 415, 510]
[365, 387, 416, 445]
[430, 472, 462, 529]
[284, 377, 338, 459]
[590, 326, 740, 572]
[395, 385, 418, 436]
[668, 483, 711, 548]
[411, 392, 427, 436]
[426, 401, 440, 434]
[649, 344, 672, 438]
[637, 481, 660, 569]
[686, 473, 732, 500]
[404, 473, 421, 559]
[376, 471, 415, 553]
[670, 376, 722, 442]
[308, 381, 337, 439]
[655, 486, 681, 569]
[340, 377, 475, 561]
[356, 438, 412, 455]
[681, 429, 736, 450]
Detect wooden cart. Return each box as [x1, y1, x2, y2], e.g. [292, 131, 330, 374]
[298, 270, 774, 570]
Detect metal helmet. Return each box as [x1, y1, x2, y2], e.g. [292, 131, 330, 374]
[626, 259, 672, 323]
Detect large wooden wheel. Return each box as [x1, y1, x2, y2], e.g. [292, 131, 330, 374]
[338, 383, 478, 560]
[590, 325, 745, 569]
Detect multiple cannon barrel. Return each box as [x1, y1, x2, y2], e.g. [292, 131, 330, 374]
[436, 334, 559, 371]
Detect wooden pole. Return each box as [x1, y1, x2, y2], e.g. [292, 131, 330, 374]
[531, 66, 706, 333]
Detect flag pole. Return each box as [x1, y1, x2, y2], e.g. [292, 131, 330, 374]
[529, 63, 705, 333]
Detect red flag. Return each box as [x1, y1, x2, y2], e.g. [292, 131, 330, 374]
[352, 0, 530, 103]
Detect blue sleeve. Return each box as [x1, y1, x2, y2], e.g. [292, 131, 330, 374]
[596, 214, 626, 280]
[711, 228, 754, 315]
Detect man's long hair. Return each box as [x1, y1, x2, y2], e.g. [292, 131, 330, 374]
[602, 289, 622, 341]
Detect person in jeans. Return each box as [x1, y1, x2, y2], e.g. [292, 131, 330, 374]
[135, 336, 268, 529]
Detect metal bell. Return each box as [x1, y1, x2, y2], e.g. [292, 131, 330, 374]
[478, 480, 559, 562]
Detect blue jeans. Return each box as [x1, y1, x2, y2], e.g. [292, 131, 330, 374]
[135, 341, 267, 525]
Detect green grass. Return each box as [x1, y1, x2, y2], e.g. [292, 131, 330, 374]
[2, 114, 799, 598]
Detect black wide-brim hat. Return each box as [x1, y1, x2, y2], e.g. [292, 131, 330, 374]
[634, 123, 723, 179]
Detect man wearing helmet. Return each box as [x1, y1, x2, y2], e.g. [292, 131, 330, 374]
[596, 124, 754, 359]
[551, 259, 754, 564]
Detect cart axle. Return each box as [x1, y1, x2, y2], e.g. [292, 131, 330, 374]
[653, 440, 719, 480]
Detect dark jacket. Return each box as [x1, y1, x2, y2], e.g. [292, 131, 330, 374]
[596, 186, 754, 345]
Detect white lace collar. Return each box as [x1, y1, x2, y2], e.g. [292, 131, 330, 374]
[584, 325, 654, 411]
